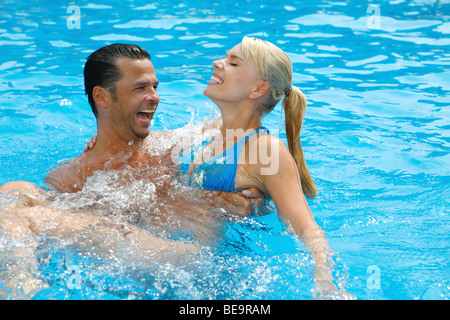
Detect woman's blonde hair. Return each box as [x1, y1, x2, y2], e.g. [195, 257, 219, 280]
[240, 36, 318, 199]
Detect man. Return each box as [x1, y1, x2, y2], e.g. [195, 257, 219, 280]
[45, 43, 162, 193]
[1, 44, 157, 196]
[43, 43, 261, 211]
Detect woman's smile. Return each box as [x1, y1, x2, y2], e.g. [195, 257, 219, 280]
[209, 73, 224, 85]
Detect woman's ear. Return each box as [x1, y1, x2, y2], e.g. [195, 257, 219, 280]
[92, 86, 112, 110]
[249, 81, 270, 99]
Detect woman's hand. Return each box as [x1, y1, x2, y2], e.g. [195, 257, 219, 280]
[314, 279, 356, 300]
[83, 134, 97, 152]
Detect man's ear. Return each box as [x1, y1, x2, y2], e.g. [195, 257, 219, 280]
[249, 81, 270, 99]
[92, 86, 112, 110]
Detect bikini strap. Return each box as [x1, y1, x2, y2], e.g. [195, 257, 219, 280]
[231, 126, 270, 164]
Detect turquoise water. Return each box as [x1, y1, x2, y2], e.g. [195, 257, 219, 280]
[1, 0, 449, 300]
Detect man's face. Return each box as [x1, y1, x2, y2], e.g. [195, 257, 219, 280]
[109, 58, 159, 141]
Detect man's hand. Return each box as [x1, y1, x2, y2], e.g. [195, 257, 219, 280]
[206, 187, 264, 215]
[83, 134, 97, 152]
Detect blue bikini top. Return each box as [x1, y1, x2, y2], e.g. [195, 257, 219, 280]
[180, 126, 269, 191]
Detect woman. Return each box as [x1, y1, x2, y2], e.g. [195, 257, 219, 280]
[180, 36, 346, 298]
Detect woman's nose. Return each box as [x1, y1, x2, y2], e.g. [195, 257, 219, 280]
[213, 59, 225, 69]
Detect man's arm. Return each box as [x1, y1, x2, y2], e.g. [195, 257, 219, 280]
[82, 129, 264, 214]
[206, 188, 264, 215]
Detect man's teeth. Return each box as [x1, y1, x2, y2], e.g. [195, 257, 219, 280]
[141, 109, 155, 113]
[211, 75, 223, 84]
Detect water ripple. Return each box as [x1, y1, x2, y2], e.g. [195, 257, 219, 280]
[0, 0, 449, 300]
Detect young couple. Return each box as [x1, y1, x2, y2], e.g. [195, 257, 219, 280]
[80, 37, 342, 297]
[1, 37, 351, 298]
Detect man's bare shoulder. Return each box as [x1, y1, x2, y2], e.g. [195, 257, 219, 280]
[44, 154, 89, 193]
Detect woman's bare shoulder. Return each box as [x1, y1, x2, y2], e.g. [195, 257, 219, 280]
[252, 133, 290, 155]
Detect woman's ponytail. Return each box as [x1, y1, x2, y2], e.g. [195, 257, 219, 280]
[241, 36, 318, 199]
[283, 86, 318, 199]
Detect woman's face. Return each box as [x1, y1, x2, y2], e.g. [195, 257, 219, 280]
[203, 43, 262, 105]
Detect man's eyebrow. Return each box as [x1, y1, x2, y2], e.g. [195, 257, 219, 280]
[132, 80, 159, 87]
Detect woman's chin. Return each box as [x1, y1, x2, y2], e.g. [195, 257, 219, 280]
[203, 86, 212, 97]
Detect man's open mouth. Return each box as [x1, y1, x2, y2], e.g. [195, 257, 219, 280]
[136, 110, 155, 122]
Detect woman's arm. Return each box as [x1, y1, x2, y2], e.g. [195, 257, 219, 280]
[260, 137, 339, 297]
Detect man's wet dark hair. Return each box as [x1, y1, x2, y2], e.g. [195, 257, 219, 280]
[84, 43, 151, 118]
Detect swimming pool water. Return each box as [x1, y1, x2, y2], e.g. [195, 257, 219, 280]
[1, 0, 449, 300]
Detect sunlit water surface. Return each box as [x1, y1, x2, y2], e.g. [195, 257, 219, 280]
[0, 0, 449, 300]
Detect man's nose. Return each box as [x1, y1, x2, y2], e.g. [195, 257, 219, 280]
[144, 91, 159, 104]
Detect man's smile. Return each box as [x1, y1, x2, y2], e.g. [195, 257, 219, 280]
[135, 109, 155, 124]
